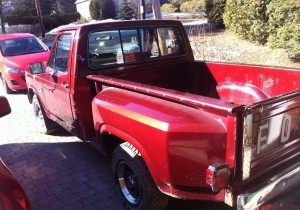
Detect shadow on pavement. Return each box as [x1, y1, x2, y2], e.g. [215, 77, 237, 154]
[51, 126, 75, 137]
[0, 142, 124, 210]
[0, 142, 234, 210]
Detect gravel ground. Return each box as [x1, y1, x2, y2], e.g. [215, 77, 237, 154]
[189, 30, 300, 69]
[0, 90, 80, 143]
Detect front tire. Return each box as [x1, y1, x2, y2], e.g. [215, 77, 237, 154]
[32, 94, 58, 134]
[112, 145, 169, 210]
[1, 75, 13, 94]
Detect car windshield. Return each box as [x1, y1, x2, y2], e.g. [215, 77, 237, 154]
[0, 37, 48, 56]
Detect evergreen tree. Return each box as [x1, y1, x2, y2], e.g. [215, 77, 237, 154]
[10, 0, 36, 16]
[4, 0, 79, 30]
[55, 0, 77, 13]
[89, 0, 115, 20]
[9, 0, 77, 17]
[117, 0, 134, 20]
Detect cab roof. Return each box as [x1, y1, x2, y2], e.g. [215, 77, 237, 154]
[58, 20, 184, 33]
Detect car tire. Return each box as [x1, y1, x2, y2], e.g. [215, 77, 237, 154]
[1, 75, 13, 94]
[112, 144, 169, 210]
[32, 94, 58, 134]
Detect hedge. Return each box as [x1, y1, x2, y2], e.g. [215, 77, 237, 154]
[223, 0, 271, 44]
[267, 0, 300, 58]
[224, 0, 300, 58]
[5, 12, 81, 31]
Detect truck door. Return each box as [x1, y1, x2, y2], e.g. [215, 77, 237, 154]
[42, 31, 75, 127]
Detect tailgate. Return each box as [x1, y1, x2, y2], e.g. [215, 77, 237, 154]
[241, 90, 300, 182]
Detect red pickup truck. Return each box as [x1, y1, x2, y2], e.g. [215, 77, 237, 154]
[25, 20, 300, 210]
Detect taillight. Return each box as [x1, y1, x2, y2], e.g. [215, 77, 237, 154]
[206, 163, 230, 192]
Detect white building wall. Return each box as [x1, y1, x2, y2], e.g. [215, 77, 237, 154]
[75, 0, 91, 20]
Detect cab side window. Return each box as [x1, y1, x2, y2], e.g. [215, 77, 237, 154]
[119, 29, 142, 63]
[88, 30, 121, 68]
[48, 34, 72, 72]
[156, 27, 186, 56]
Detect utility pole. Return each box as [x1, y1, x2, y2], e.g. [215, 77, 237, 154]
[152, 0, 162, 19]
[139, 0, 145, 19]
[34, 0, 45, 37]
[0, 0, 5, 34]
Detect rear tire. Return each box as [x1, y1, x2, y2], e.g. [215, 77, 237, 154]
[1, 75, 13, 94]
[32, 94, 58, 134]
[112, 145, 169, 210]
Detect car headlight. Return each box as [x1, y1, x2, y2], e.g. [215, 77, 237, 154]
[3, 65, 24, 74]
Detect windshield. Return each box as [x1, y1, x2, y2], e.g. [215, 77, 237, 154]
[0, 37, 48, 56]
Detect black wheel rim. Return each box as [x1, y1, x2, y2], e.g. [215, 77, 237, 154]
[116, 160, 141, 205]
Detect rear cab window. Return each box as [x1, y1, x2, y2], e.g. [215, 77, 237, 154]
[88, 26, 187, 69]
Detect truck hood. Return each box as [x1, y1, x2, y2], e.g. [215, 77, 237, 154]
[3, 51, 50, 71]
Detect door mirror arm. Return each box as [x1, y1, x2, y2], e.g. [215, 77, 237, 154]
[49, 70, 58, 83]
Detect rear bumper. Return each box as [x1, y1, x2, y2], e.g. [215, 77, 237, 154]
[237, 166, 300, 210]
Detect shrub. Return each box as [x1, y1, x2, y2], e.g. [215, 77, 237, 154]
[43, 13, 81, 30]
[224, 0, 271, 44]
[161, 4, 177, 13]
[224, 0, 300, 59]
[267, 0, 300, 58]
[180, 0, 205, 13]
[4, 16, 37, 25]
[205, 0, 226, 28]
[180, 2, 193, 13]
[5, 13, 81, 31]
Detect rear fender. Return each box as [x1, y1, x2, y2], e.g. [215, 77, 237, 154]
[92, 87, 228, 198]
[98, 123, 145, 156]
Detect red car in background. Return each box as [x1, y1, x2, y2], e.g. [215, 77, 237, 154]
[0, 33, 50, 93]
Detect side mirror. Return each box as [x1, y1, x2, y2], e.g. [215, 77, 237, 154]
[0, 96, 11, 117]
[29, 62, 45, 74]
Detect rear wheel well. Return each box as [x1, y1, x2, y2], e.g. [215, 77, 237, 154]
[101, 132, 124, 156]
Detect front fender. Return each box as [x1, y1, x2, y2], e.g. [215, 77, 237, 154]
[26, 73, 39, 104]
[92, 87, 228, 198]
